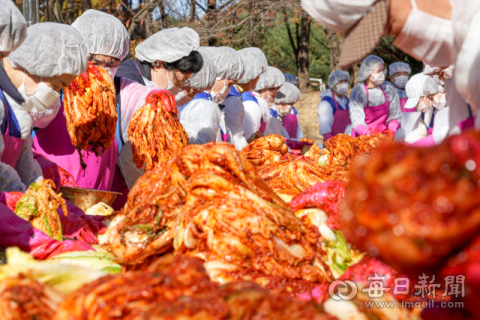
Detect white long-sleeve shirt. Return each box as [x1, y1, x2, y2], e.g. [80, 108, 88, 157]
[243, 99, 262, 140]
[317, 89, 349, 135]
[180, 99, 222, 145]
[221, 94, 248, 151]
[349, 82, 402, 131]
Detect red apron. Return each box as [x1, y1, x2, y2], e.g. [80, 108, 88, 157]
[351, 83, 390, 137]
[33, 101, 118, 191]
[330, 93, 351, 136]
[1, 89, 24, 168]
[283, 114, 298, 139]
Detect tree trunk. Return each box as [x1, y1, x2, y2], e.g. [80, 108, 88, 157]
[348, 62, 361, 88]
[189, 0, 195, 22]
[66, 0, 74, 24]
[46, 0, 55, 21]
[325, 28, 342, 71]
[207, 0, 217, 46]
[159, 1, 167, 29]
[144, 0, 153, 38]
[54, 0, 64, 23]
[81, 0, 91, 13]
[297, 13, 311, 92]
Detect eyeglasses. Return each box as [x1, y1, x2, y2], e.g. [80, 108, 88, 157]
[174, 70, 188, 86]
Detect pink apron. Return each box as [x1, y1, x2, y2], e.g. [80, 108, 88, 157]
[33, 101, 118, 191]
[458, 106, 475, 132]
[283, 114, 298, 139]
[259, 120, 267, 134]
[351, 83, 390, 137]
[1, 90, 24, 168]
[400, 98, 416, 113]
[330, 93, 352, 136]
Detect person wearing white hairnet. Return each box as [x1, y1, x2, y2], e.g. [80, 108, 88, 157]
[389, 62, 411, 111]
[235, 48, 268, 142]
[318, 70, 351, 141]
[349, 55, 401, 138]
[283, 73, 298, 86]
[32, 11, 128, 201]
[0, 0, 26, 59]
[405, 74, 448, 147]
[0, 22, 87, 192]
[274, 82, 304, 140]
[198, 47, 246, 150]
[179, 52, 221, 145]
[116, 27, 203, 112]
[252, 67, 286, 137]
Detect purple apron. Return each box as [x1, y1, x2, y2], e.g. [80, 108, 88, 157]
[351, 83, 390, 137]
[33, 100, 118, 191]
[0, 89, 24, 168]
[330, 93, 351, 136]
[283, 114, 298, 139]
[259, 120, 267, 134]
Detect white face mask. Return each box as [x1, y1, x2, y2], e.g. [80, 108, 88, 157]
[103, 66, 118, 79]
[417, 98, 433, 113]
[433, 94, 447, 110]
[335, 83, 349, 95]
[29, 97, 61, 128]
[393, 0, 453, 68]
[266, 95, 275, 108]
[18, 72, 60, 113]
[150, 67, 176, 90]
[393, 75, 409, 89]
[211, 80, 229, 104]
[278, 104, 293, 117]
[369, 72, 385, 86]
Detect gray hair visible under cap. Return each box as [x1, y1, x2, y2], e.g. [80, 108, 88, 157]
[135, 27, 200, 63]
[186, 51, 216, 91]
[275, 82, 301, 105]
[328, 70, 350, 88]
[237, 47, 268, 84]
[255, 66, 285, 91]
[0, 0, 27, 54]
[72, 9, 130, 61]
[8, 22, 88, 77]
[357, 55, 384, 82]
[198, 46, 245, 81]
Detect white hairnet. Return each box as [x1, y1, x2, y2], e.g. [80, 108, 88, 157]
[255, 66, 285, 91]
[405, 73, 440, 98]
[71, 10, 130, 61]
[358, 55, 384, 82]
[135, 27, 200, 63]
[275, 82, 301, 104]
[198, 46, 245, 81]
[7, 23, 88, 77]
[237, 47, 268, 84]
[185, 51, 216, 91]
[423, 65, 454, 77]
[389, 62, 411, 76]
[284, 73, 298, 86]
[301, 0, 376, 34]
[328, 70, 350, 88]
[0, 0, 27, 54]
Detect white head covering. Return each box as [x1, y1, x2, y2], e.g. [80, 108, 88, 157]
[71, 10, 130, 60]
[0, 0, 27, 54]
[357, 55, 384, 82]
[275, 82, 301, 104]
[328, 70, 350, 88]
[237, 47, 268, 84]
[135, 27, 200, 63]
[198, 46, 245, 81]
[404, 73, 440, 110]
[284, 73, 298, 86]
[389, 62, 411, 76]
[186, 51, 216, 91]
[255, 66, 285, 91]
[301, 0, 376, 33]
[8, 23, 88, 77]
